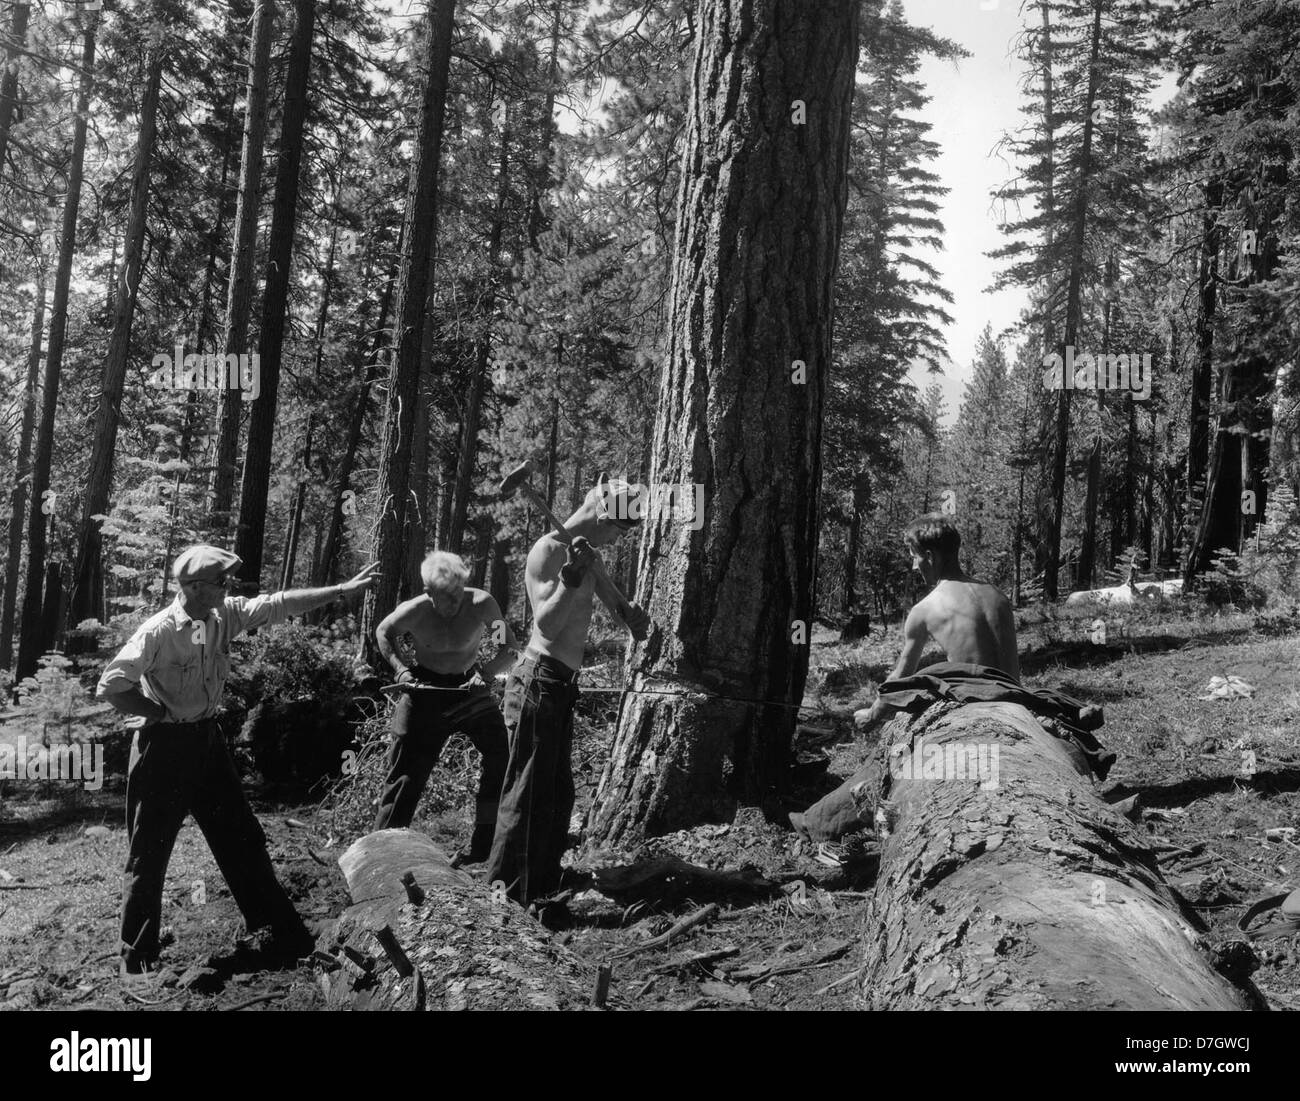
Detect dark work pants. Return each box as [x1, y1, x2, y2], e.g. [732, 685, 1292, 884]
[800, 754, 885, 840]
[120, 720, 309, 968]
[372, 666, 509, 848]
[485, 654, 580, 904]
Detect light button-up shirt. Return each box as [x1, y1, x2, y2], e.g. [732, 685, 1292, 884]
[97, 591, 319, 725]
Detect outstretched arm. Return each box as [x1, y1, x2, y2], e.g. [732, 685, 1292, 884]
[279, 562, 380, 615]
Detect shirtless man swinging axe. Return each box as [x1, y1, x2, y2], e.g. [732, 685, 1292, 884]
[488, 466, 650, 925]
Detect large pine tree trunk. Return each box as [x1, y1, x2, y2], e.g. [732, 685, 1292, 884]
[1077, 257, 1115, 587]
[233, 0, 315, 582]
[1186, 167, 1281, 581]
[525, 0, 563, 249]
[843, 471, 868, 615]
[859, 702, 1254, 1010]
[403, 367, 431, 594]
[14, 20, 95, 680]
[0, 1, 29, 172]
[1, 265, 45, 669]
[68, 20, 164, 626]
[359, 0, 457, 665]
[210, 0, 276, 525]
[1044, 0, 1104, 601]
[315, 221, 402, 586]
[587, 0, 859, 845]
[447, 112, 510, 555]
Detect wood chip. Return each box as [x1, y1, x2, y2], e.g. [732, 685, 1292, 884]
[613, 903, 719, 958]
[699, 980, 753, 1005]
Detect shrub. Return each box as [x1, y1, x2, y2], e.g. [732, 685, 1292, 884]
[224, 621, 366, 789]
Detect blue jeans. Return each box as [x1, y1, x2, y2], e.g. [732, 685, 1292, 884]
[484, 654, 580, 903]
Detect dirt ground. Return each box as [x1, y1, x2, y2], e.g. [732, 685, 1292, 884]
[2, 605, 1298, 1011]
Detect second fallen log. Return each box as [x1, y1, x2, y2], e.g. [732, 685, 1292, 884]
[858, 702, 1260, 1010]
[332, 829, 592, 1010]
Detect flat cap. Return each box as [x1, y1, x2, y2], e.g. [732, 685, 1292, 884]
[173, 544, 242, 583]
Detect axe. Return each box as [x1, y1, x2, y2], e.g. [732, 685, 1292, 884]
[499, 460, 648, 640]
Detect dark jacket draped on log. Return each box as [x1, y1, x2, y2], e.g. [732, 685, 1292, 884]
[878, 661, 1116, 781]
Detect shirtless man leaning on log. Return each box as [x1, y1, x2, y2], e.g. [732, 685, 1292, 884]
[852, 514, 1020, 733]
[791, 515, 1022, 841]
[486, 476, 649, 925]
[373, 551, 520, 864]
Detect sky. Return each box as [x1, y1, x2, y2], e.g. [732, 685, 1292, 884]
[901, 0, 1035, 422]
[560, 1, 1178, 427]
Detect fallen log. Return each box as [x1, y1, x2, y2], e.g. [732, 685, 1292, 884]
[333, 829, 592, 1011]
[859, 702, 1260, 1010]
[588, 853, 780, 905]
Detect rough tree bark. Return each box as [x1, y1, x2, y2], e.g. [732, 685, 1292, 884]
[359, 0, 456, 665]
[1044, 0, 1103, 601]
[233, 0, 315, 582]
[1186, 162, 1282, 581]
[68, 12, 164, 626]
[843, 471, 869, 615]
[0, 1, 30, 173]
[447, 108, 510, 555]
[315, 220, 402, 587]
[0, 264, 45, 669]
[210, 0, 276, 524]
[14, 17, 95, 680]
[587, 0, 859, 844]
[859, 702, 1255, 1010]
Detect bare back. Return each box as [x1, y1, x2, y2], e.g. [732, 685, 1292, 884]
[895, 577, 1020, 682]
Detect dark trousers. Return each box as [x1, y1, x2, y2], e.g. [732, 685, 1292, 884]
[372, 666, 509, 848]
[801, 755, 884, 840]
[485, 654, 580, 904]
[120, 720, 308, 968]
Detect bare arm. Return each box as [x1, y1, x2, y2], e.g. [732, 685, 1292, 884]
[854, 606, 930, 734]
[530, 540, 592, 637]
[376, 599, 423, 677]
[477, 594, 520, 678]
[888, 605, 930, 681]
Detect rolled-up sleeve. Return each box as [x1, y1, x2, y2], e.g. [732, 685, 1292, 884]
[97, 627, 157, 697]
[225, 591, 320, 637]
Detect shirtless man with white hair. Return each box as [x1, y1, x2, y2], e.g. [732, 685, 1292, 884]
[374, 550, 520, 863]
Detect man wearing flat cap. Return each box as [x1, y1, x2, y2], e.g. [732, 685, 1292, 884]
[97, 544, 378, 978]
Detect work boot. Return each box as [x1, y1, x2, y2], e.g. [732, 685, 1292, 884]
[451, 823, 496, 868]
[526, 890, 574, 932]
[119, 956, 158, 986]
[221, 926, 316, 973]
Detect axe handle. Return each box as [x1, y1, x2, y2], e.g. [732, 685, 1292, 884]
[515, 480, 645, 638]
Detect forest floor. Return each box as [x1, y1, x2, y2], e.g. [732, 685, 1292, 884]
[2, 602, 1299, 1011]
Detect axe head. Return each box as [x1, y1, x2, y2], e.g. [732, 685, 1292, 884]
[499, 459, 536, 499]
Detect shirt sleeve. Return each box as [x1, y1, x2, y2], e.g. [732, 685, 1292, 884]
[97, 626, 159, 697]
[225, 591, 320, 637]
